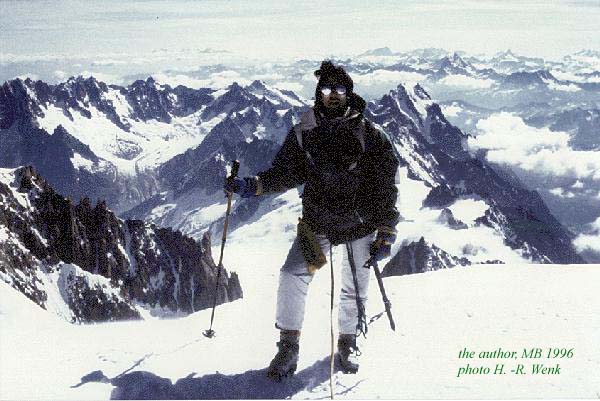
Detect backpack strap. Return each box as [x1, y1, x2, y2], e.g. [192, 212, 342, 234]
[354, 119, 366, 153]
[295, 109, 318, 165]
[294, 124, 315, 166]
[294, 109, 368, 169]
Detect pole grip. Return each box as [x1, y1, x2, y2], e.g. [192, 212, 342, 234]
[230, 160, 240, 180]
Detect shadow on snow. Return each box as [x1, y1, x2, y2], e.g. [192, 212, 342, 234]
[78, 357, 333, 399]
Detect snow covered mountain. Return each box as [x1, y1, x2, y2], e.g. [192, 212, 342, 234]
[123, 80, 307, 238]
[0, 165, 242, 322]
[1, 174, 598, 398]
[0, 72, 589, 269]
[339, 49, 600, 114]
[0, 76, 305, 214]
[366, 84, 582, 265]
[126, 78, 583, 267]
[2, 48, 599, 399]
[439, 97, 600, 253]
[433, 52, 480, 77]
[485, 49, 546, 73]
[0, 76, 208, 212]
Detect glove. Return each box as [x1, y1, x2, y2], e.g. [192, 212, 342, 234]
[370, 227, 397, 261]
[223, 176, 258, 198]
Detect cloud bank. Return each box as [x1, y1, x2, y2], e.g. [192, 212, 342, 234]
[574, 217, 600, 254]
[468, 113, 600, 183]
[438, 74, 495, 90]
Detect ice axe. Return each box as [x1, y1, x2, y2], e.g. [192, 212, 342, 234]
[363, 256, 396, 331]
[203, 159, 240, 339]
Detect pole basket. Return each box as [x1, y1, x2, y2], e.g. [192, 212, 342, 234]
[203, 329, 216, 338]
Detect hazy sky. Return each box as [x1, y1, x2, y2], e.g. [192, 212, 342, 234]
[1, 0, 599, 62]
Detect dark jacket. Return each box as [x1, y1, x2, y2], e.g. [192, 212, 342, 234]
[257, 93, 399, 245]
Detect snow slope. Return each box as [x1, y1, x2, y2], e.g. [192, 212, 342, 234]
[36, 94, 210, 175]
[1, 189, 599, 399]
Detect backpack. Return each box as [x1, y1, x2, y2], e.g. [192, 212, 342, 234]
[293, 108, 367, 172]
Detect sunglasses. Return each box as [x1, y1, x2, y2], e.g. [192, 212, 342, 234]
[320, 85, 347, 96]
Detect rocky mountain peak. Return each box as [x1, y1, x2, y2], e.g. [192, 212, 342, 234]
[0, 78, 43, 128]
[413, 83, 431, 101]
[249, 79, 267, 91]
[495, 49, 518, 60]
[359, 47, 395, 57]
[0, 166, 243, 322]
[16, 165, 50, 193]
[451, 52, 469, 68]
[227, 81, 246, 95]
[382, 237, 471, 277]
[536, 70, 557, 81]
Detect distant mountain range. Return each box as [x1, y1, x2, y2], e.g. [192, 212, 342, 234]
[6, 73, 583, 266]
[1, 49, 597, 317]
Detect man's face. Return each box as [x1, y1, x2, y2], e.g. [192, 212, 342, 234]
[321, 81, 348, 110]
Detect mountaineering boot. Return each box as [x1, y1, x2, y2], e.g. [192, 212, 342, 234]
[267, 330, 300, 380]
[337, 334, 360, 374]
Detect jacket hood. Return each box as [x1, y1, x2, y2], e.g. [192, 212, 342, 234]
[347, 92, 367, 114]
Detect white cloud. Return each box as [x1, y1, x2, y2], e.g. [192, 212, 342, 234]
[545, 80, 581, 92]
[153, 70, 252, 90]
[574, 217, 600, 253]
[78, 71, 123, 85]
[504, 148, 600, 181]
[249, 72, 286, 81]
[13, 73, 39, 81]
[1, 53, 71, 63]
[53, 70, 67, 80]
[549, 69, 594, 83]
[549, 187, 575, 198]
[441, 104, 462, 117]
[349, 70, 428, 101]
[201, 70, 252, 88]
[152, 73, 211, 89]
[575, 233, 600, 253]
[275, 81, 305, 93]
[92, 59, 128, 66]
[438, 74, 495, 89]
[351, 70, 427, 88]
[355, 55, 406, 66]
[468, 112, 600, 183]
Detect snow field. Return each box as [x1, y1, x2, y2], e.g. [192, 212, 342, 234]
[2, 253, 599, 398]
[1, 174, 599, 399]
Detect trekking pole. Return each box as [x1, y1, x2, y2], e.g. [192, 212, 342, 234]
[329, 245, 335, 400]
[363, 256, 396, 331]
[203, 160, 240, 339]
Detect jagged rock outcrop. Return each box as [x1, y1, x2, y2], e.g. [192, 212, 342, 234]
[382, 237, 471, 277]
[437, 208, 468, 230]
[0, 166, 243, 322]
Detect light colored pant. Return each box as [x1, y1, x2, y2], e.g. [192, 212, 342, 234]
[275, 232, 376, 335]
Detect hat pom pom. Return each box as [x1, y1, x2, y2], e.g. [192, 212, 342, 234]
[314, 60, 336, 79]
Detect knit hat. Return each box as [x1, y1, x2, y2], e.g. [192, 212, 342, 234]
[314, 60, 354, 107]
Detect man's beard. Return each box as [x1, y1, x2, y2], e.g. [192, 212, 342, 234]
[323, 103, 347, 117]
